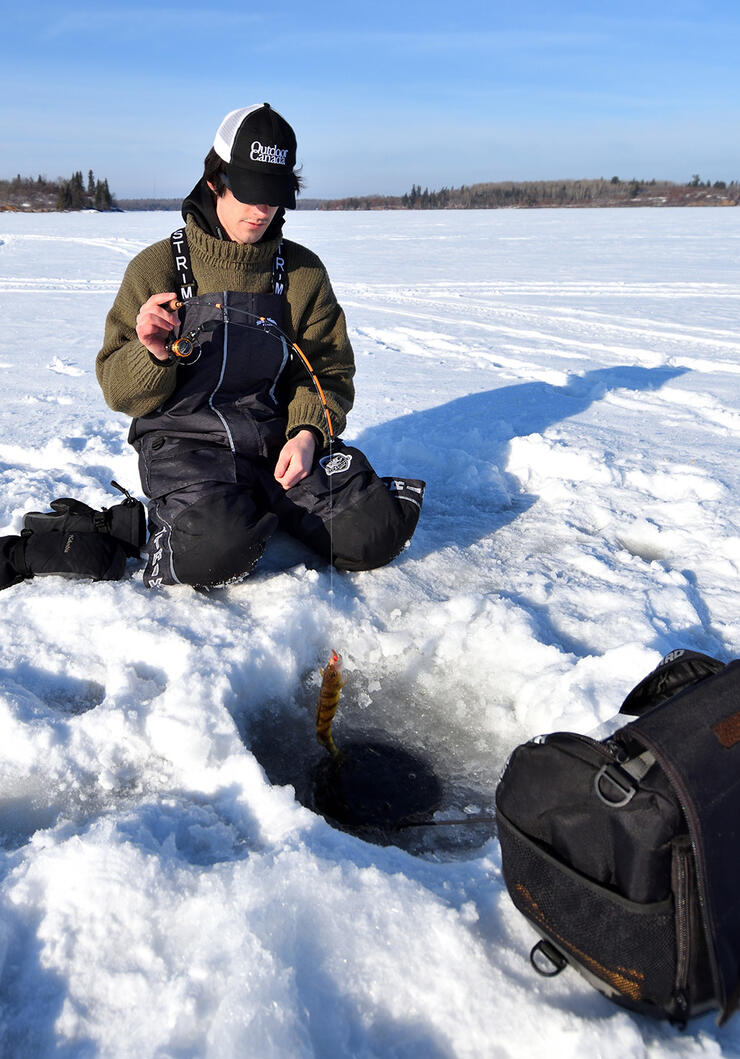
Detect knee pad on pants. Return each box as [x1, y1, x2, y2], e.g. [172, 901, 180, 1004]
[146, 489, 277, 588]
[283, 445, 425, 571]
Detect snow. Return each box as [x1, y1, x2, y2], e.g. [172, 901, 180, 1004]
[0, 206, 738, 1057]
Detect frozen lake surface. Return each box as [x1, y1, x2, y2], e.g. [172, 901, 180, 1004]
[0, 207, 738, 1056]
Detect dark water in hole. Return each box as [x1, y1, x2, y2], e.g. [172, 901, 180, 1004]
[244, 701, 498, 857]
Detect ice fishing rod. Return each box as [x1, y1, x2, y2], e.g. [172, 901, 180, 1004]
[166, 294, 340, 601]
[165, 297, 345, 687]
[165, 295, 336, 442]
[391, 813, 497, 831]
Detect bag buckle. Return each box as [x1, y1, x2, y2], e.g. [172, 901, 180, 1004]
[594, 764, 637, 807]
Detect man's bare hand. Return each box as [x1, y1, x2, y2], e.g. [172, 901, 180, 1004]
[274, 430, 318, 490]
[136, 292, 178, 361]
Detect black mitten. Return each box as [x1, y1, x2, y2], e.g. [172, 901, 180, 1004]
[22, 483, 146, 557]
[0, 536, 26, 590]
[619, 648, 725, 717]
[0, 530, 127, 590]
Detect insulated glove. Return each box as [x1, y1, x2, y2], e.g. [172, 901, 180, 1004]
[22, 482, 146, 558]
[0, 529, 126, 590]
[619, 648, 725, 717]
[0, 536, 25, 590]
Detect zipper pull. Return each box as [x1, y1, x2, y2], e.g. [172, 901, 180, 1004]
[670, 988, 689, 1029]
[111, 480, 135, 504]
[605, 737, 628, 762]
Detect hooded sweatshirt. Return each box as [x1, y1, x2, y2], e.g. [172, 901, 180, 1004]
[96, 179, 355, 446]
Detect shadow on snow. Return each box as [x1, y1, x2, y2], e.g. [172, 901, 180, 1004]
[353, 364, 688, 559]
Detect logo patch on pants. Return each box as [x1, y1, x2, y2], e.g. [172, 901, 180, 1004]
[320, 452, 353, 476]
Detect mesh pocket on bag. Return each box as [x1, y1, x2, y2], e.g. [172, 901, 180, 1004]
[498, 810, 677, 1011]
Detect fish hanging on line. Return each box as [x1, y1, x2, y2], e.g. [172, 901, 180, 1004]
[316, 650, 347, 758]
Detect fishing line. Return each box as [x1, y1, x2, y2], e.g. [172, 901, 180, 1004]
[166, 301, 475, 821]
[391, 814, 496, 831]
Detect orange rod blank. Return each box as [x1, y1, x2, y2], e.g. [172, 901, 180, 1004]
[164, 299, 335, 440]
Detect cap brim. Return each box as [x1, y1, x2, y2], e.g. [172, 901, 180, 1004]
[226, 163, 296, 209]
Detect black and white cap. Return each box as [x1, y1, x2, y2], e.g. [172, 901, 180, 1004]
[213, 103, 298, 209]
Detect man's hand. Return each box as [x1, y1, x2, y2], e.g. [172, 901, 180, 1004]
[136, 292, 178, 361]
[274, 430, 318, 490]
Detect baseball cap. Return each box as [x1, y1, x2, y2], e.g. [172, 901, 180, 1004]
[213, 103, 298, 209]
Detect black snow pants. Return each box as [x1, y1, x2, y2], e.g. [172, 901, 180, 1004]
[130, 289, 424, 588]
[141, 439, 425, 588]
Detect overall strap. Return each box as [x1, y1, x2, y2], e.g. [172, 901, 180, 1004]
[170, 228, 196, 300]
[272, 243, 286, 295]
[170, 230, 284, 300]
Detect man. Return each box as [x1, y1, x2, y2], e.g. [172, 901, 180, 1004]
[97, 103, 424, 588]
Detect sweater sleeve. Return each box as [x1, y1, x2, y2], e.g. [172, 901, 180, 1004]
[283, 259, 355, 446]
[95, 242, 178, 417]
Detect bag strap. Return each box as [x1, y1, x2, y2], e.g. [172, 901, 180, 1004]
[593, 750, 656, 808]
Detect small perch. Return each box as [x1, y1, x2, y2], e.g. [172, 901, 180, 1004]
[316, 650, 347, 758]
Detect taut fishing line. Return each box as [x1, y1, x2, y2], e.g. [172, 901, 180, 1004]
[167, 294, 338, 604]
[166, 302, 482, 838]
[166, 295, 343, 747]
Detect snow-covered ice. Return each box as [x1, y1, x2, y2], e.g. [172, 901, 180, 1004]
[0, 206, 738, 1057]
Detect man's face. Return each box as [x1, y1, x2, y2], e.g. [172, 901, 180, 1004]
[209, 183, 279, 244]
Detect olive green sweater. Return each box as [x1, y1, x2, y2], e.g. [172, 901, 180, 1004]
[96, 218, 355, 445]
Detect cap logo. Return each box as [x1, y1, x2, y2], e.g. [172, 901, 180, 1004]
[250, 140, 289, 166]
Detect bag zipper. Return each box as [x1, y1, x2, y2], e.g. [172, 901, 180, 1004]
[536, 731, 619, 762]
[538, 733, 658, 809]
[671, 838, 693, 1027]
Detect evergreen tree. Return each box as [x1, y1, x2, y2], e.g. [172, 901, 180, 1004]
[68, 171, 85, 208]
[94, 178, 112, 210]
[56, 181, 73, 210]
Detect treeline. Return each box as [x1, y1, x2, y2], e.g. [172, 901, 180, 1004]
[116, 197, 181, 211]
[316, 176, 740, 211]
[0, 171, 117, 212]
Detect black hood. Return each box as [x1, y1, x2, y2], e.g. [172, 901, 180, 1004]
[181, 177, 286, 242]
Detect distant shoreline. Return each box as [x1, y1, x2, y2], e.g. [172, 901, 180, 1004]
[2, 181, 737, 215]
[115, 178, 737, 212]
[2, 200, 736, 214]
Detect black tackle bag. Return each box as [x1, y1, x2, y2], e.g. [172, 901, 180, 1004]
[495, 650, 740, 1026]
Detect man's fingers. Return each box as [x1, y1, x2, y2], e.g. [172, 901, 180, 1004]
[137, 297, 177, 329]
[136, 292, 179, 352]
[274, 430, 317, 489]
[274, 451, 289, 479]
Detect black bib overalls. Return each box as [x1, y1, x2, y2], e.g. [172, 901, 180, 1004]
[131, 290, 425, 587]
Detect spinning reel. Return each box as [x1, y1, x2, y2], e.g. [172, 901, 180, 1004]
[165, 332, 201, 362]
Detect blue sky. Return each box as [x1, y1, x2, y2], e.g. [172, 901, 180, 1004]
[3, 1, 739, 200]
